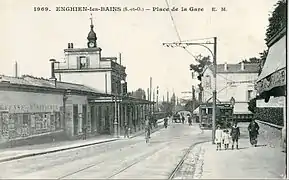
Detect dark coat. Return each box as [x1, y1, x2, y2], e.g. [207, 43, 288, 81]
[248, 122, 259, 137]
[230, 126, 240, 139]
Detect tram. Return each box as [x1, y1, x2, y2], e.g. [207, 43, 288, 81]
[198, 103, 234, 129]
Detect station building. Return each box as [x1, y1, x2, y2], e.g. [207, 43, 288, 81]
[0, 19, 153, 147]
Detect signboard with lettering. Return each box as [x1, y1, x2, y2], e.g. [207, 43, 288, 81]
[255, 68, 286, 94]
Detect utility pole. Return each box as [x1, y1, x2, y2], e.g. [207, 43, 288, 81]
[163, 37, 217, 144]
[156, 86, 159, 112]
[212, 37, 217, 144]
[150, 77, 152, 114]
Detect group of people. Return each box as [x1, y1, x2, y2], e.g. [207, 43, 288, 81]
[215, 119, 260, 151]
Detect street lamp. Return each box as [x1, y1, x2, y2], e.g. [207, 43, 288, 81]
[163, 37, 217, 144]
[120, 80, 126, 137]
[113, 83, 118, 138]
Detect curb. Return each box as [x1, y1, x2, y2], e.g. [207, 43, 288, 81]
[0, 120, 167, 163]
[0, 125, 165, 163]
[256, 120, 283, 130]
[0, 138, 119, 163]
[129, 125, 164, 139]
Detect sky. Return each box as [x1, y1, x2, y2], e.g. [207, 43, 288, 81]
[0, 0, 278, 100]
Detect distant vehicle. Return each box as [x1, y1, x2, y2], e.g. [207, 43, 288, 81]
[198, 103, 234, 129]
[173, 113, 181, 123]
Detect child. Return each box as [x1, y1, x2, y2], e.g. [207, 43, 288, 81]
[215, 125, 223, 151]
[222, 129, 230, 150]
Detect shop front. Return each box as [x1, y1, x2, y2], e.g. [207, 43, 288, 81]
[255, 28, 286, 149]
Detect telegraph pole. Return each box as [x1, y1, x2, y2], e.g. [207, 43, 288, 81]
[212, 37, 217, 144]
[163, 37, 217, 144]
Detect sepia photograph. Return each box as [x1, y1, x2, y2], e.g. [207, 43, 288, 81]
[0, 0, 287, 179]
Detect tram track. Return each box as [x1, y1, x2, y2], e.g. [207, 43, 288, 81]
[168, 140, 210, 179]
[56, 141, 170, 179]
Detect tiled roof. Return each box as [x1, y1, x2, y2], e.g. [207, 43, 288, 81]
[207, 63, 259, 73]
[0, 75, 104, 94]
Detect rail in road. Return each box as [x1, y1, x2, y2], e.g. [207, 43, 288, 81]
[56, 140, 209, 179]
[1, 123, 211, 179]
[168, 140, 209, 179]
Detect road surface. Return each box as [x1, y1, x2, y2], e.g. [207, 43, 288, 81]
[0, 121, 211, 179]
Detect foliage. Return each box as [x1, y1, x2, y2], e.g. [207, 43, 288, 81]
[184, 99, 200, 112]
[248, 98, 257, 113]
[255, 107, 284, 126]
[189, 54, 212, 81]
[265, 0, 287, 44]
[131, 88, 146, 99]
[258, 50, 268, 75]
[159, 102, 174, 116]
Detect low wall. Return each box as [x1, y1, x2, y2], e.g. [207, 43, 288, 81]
[256, 120, 283, 149]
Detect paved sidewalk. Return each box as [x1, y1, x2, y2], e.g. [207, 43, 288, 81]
[192, 123, 287, 179]
[0, 119, 166, 163]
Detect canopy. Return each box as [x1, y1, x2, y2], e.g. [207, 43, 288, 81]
[193, 106, 199, 114]
[233, 102, 252, 115]
[255, 34, 286, 95]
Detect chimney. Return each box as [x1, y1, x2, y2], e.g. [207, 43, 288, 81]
[14, 61, 18, 77]
[68, 43, 73, 48]
[241, 62, 245, 70]
[119, 53, 122, 65]
[49, 59, 56, 79]
[224, 62, 228, 71]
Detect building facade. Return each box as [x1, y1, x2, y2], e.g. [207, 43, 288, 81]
[0, 19, 154, 147]
[55, 19, 126, 95]
[201, 62, 259, 121]
[255, 27, 286, 149]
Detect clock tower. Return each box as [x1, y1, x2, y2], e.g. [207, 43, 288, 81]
[87, 14, 97, 48]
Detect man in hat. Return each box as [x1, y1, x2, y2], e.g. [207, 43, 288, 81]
[230, 121, 240, 149]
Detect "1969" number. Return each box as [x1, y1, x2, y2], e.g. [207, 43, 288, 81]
[33, 7, 50, 11]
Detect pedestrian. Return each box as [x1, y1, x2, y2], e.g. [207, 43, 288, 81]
[222, 129, 230, 150]
[145, 116, 151, 139]
[230, 121, 240, 150]
[82, 125, 87, 140]
[188, 115, 192, 126]
[248, 119, 260, 147]
[124, 124, 129, 138]
[215, 125, 223, 151]
[199, 123, 204, 134]
[181, 115, 185, 124]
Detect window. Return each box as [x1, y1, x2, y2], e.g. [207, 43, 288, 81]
[247, 90, 253, 100]
[204, 75, 211, 88]
[208, 108, 212, 114]
[77, 56, 90, 69]
[80, 57, 86, 69]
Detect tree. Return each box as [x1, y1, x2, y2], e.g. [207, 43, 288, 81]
[189, 55, 212, 80]
[258, 50, 268, 75]
[248, 98, 257, 113]
[265, 0, 287, 44]
[159, 102, 173, 115]
[131, 88, 146, 99]
[189, 55, 211, 104]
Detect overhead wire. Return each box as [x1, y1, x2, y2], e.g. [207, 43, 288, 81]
[164, 0, 198, 61]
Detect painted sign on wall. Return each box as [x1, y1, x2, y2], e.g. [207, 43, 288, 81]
[0, 104, 61, 114]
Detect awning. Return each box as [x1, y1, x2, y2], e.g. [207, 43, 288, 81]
[193, 106, 199, 114]
[255, 34, 286, 95]
[233, 102, 252, 115]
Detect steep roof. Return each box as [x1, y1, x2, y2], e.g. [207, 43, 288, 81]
[206, 63, 259, 74]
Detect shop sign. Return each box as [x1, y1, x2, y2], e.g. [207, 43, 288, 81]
[255, 68, 286, 94]
[0, 104, 61, 113]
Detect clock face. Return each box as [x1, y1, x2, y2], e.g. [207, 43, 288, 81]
[89, 42, 95, 48]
